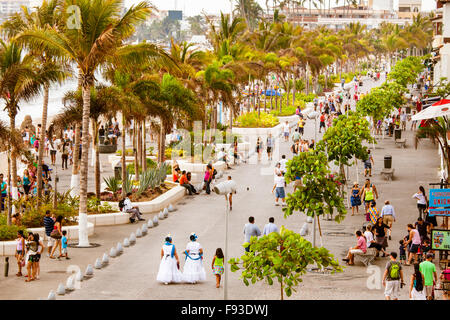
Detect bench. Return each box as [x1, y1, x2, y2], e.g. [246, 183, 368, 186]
[354, 247, 377, 266]
[380, 168, 395, 181]
[395, 138, 406, 148]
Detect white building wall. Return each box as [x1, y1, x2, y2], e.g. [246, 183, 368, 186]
[371, 0, 394, 11]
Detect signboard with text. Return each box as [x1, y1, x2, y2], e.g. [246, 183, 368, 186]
[429, 189, 450, 216]
[431, 229, 450, 251]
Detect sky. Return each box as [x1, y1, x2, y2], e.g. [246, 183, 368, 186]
[124, 0, 437, 17]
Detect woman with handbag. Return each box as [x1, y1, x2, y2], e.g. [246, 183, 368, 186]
[49, 215, 63, 259]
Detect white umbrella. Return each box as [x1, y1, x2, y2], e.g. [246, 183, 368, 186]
[412, 99, 450, 121]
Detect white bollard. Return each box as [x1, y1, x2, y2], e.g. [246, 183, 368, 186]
[129, 233, 136, 244]
[123, 238, 130, 247]
[147, 219, 154, 228]
[141, 224, 148, 235]
[102, 253, 109, 265]
[158, 210, 165, 220]
[94, 258, 102, 269]
[85, 264, 94, 277]
[75, 270, 83, 282]
[66, 276, 75, 291]
[163, 208, 169, 218]
[56, 283, 66, 295]
[110, 247, 117, 258]
[47, 290, 56, 300]
[136, 228, 142, 238]
[168, 204, 175, 212]
[306, 216, 313, 223]
[116, 242, 123, 254]
[153, 215, 159, 226]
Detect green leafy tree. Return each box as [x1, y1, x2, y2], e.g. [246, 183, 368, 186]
[228, 227, 342, 300]
[387, 56, 424, 88]
[317, 111, 376, 181]
[284, 150, 347, 228]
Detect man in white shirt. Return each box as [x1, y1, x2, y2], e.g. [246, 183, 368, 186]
[272, 172, 286, 206]
[122, 192, 145, 222]
[217, 148, 231, 169]
[262, 217, 279, 236]
[400, 112, 407, 131]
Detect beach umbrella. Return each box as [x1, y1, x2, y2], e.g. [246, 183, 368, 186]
[412, 99, 450, 121]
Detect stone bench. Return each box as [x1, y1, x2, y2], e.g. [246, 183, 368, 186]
[395, 138, 406, 148]
[354, 247, 377, 266]
[380, 168, 395, 181]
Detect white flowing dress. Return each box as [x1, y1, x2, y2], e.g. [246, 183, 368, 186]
[156, 243, 182, 284]
[182, 241, 206, 283]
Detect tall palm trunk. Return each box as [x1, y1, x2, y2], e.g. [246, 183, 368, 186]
[9, 113, 18, 209]
[92, 119, 100, 199]
[264, 79, 267, 112]
[78, 82, 92, 247]
[133, 121, 139, 181]
[138, 120, 143, 174]
[292, 74, 296, 107]
[37, 83, 49, 203]
[7, 147, 11, 226]
[158, 119, 166, 164]
[121, 112, 127, 198]
[142, 119, 147, 172]
[70, 123, 81, 197]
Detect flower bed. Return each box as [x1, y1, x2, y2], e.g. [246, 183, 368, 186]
[234, 111, 279, 128]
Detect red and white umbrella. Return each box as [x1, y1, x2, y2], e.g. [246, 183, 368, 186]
[412, 99, 450, 121]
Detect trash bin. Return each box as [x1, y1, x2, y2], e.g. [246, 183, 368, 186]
[394, 129, 402, 139]
[114, 163, 122, 180]
[384, 155, 392, 169]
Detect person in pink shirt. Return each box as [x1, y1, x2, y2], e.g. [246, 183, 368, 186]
[343, 231, 367, 265]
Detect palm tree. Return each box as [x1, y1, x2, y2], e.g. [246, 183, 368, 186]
[0, 40, 62, 209]
[17, 0, 154, 246]
[1, 0, 70, 203]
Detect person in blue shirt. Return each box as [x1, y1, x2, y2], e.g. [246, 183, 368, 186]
[61, 231, 69, 260]
[0, 174, 7, 211]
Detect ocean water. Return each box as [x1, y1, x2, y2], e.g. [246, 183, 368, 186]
[0, 77, 79, 126]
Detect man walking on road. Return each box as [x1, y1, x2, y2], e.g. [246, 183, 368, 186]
[381, 200, 396, 240]
[382, 252, 404, 300]
[420, 253, 437, 300]
[243, 216, 261, 252]
[262, 217, 279, 236]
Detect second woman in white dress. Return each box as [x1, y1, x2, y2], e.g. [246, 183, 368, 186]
[182, 233, 206, 284]
[156, 235, 182, 285]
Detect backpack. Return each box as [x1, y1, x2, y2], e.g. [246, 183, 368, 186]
[118, 199, 125, 211]
[389, 262, 400, 280]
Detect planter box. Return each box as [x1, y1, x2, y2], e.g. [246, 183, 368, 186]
[98, 144, 118, 154]
[87, 212, 129, 226]
[0, 222, 95, 256]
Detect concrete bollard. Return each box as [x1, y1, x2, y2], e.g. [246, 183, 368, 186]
[163, 208, 169, 218]
[306, 216, 313, 223]
[168, 204, 175, 212]
[56, 283, 66, 295]
[66, 276, 75, 291]
[85, 264, 94, 277]
[299, 223, 309, 236]
[123, 238, 130, 247]
[153, 215, 159, 226]
[47, 290, 56, 300]
[110, 247, 117, 258]
[116, 242, 123, 254]
[129, 233, 136, 244]
[158, 210, 165, 220]
[101, 253, 109, 266]
[94, 258, 102, 269]
[147, 219, 154, 228]
[136, 228, 142, 238]
[75, 270, 83, 282]
[141, 224, 148, 235]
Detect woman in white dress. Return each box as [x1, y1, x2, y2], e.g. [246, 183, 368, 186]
[182, 233, 206, 284]
[156, 235, 182, 285]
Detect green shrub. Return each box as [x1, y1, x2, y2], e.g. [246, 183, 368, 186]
[0, 224, 27, 241]
[116, 148, 134, 156]
[126, 158, 157, 174]
[234, 111, 279, 128]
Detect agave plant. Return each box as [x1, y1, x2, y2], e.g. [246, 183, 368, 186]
[121, 170, 134, 195]
[157, 164, 169, 185]
[104, 176, 120, 194]
[136, 170, 153, 197]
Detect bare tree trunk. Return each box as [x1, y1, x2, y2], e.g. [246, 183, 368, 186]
[7, 147, 11, 226]
[9, 114, 18, 214]
[37, 83, 50, 203]
[92, 119, 100, 199]
[121, 113, 126, 198]
[70, 70, 83, 197]
[133, 120, 139, 181]
[264, 79, 267, 112]
[78, 83, 92, 247]
[137, 120, 142, 174]
[142, 119, 147, 172]
[159, 120, 166, 164]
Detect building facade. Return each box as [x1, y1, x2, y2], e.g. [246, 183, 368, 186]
[0, 0, 32, 23]
[432, 0, 450, 86]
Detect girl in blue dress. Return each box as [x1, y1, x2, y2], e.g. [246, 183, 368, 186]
[350, 182, 361, 216]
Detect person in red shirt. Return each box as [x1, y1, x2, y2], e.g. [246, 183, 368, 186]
[319, 112, 326, 133]
[343, 230, 367, 265]
[179, 170, 197, 195]
[173, 167, 180, 183]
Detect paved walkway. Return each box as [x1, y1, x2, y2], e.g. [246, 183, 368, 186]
[0, 76, 446, 300]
